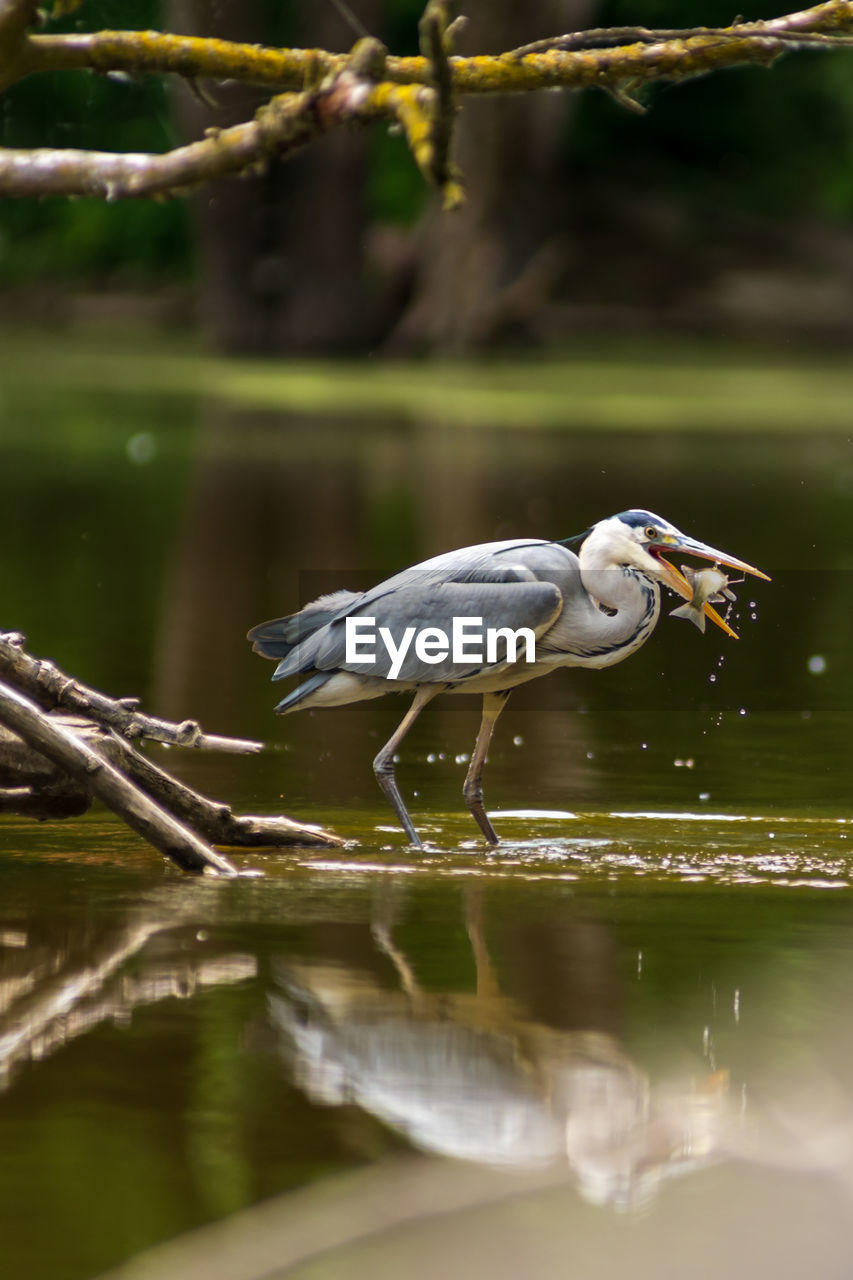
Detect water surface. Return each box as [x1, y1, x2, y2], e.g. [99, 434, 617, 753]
[2, 340, 853, 1278]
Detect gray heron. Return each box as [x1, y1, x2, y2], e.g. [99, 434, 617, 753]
[249, 510, 768, 847]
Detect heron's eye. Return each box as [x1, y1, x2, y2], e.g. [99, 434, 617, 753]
[644, 525, 657, 541]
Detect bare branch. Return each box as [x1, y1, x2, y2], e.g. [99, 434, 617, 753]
[9, 2, 853, 98]
[0, 633, 262, 752]
[106, 731, 345, 850]
[0, 5, 852, 197]
[0, 56, 432, 199]
[14, 30, 350, 93]
[511, 18, 853, 56]
[0, 688, 343, 850]
[0, 679, 240, 875]
[0, 54, 456, 202]
[418, 1, 463, 210]
[0, 88, 324, 197]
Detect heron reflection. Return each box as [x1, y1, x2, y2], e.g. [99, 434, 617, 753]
[268, 888, 730, 1208]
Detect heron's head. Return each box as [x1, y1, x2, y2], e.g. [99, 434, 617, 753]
[583, 509, 769, 637]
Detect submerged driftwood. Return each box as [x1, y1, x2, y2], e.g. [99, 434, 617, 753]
[0, 631, 342, 875]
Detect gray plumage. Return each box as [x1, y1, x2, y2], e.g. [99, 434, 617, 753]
[249, 510, 767, 847]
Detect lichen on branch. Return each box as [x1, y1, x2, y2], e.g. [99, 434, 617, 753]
[1, 1, 853, 201]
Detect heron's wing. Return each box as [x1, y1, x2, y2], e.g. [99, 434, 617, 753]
[311, 579, 564, 682]
[330, 539, 565, 609]
[268, 540, 582, 681]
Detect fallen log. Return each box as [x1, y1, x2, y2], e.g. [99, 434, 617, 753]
[0, 632, 344, 873]
[0, 631, 262, 752]
[0, 679, 240, 875]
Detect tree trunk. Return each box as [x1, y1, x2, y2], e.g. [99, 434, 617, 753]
[389, 0, 599, 353]
[168, 1, 381, 354]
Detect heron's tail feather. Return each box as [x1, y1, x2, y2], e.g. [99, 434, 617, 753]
[248, 590, 362, 659]
[247, 620, 293, 659]
[274, 672, 333, 714]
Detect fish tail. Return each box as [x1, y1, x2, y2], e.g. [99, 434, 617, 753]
[669, 603, 706, 633]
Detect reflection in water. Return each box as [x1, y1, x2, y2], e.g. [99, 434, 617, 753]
[0, 903, 256, 1090]
[3, 878, 853, 1218]
[267, 887, 728, 1208]
[3, 872, 853, 1280]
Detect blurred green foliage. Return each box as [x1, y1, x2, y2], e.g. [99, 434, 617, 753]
[0, 0, 187, 282]
[573, 1, 853, 222]
[1, 0, 853, 283]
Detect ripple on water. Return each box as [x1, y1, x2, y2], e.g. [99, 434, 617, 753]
[291, 809, 853, 889]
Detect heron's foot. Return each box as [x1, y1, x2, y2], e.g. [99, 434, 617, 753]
[476, 815, 500, 845]
[373, 756, 423, 849]
[463, 783, 499, 844]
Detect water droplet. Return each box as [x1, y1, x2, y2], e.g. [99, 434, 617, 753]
[426, 753, 437, 764]
[807, 654, 826, 675]
[699, 791, 710, 801]
[126, 432, 157, 464]
[586, 751, 595, 760]
[512, 735, 523, 746]
[738, 707, 747, 716]
[733, 989, 740, 1023]
[641, 742, 648, 750]
[709, 674, 717, 684]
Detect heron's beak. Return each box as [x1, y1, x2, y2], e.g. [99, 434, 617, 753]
[652, 533, 770, 639]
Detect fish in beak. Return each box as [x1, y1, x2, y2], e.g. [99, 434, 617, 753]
[649, 531, 770, 639]
[670, 566, 735, 634]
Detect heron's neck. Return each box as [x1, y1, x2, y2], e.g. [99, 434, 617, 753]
[561, 539, 661, 665]
[578, 539, 657, 614]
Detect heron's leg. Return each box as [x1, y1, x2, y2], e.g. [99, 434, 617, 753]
[463, 690, 511, 845]
[373, 686, 439, 849]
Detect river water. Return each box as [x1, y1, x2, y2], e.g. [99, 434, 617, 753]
[2, 344, 853, 1278]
